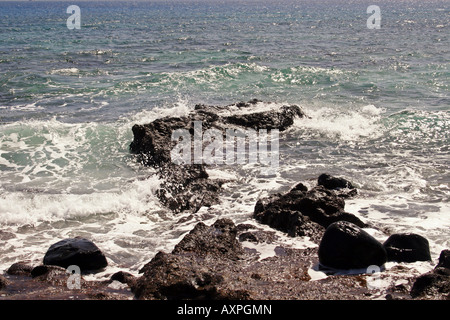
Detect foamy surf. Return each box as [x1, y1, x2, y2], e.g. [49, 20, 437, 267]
[1, 100, 448, 285]
[293, 103, 386, 142]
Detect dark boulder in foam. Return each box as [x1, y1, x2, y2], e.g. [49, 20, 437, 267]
[253, 182, 365, 242]
[318, 173, 357, 198]
[0, 275, 8, 290]
[383, 233, 432, 263]
[43, 237, 108, 272]
[318, 221, 387, 270]
[318, 173, 355, 190]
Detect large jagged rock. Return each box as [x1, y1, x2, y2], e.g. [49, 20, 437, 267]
[130, 100, 306, 213]
[171, 218, 244, 259]
[223, 103, 306, 131]
[436, 250, 450, 269]
[253, 181, 365, 242]
[133, 218, 248, 300]
[318, 173, 355, 190]
[410, 250, 450, 299]
[130, 116, 191, 167]
[130, 100, 305, 168]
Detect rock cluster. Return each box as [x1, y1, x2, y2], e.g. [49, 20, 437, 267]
[129, 100, 306, 213]
[1, 100, 448, 300]
[253, 179, 364, 242]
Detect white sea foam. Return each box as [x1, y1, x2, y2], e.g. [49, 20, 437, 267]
[0, 175, 162, 225]
[294, 103, 385, 141]
[215, 100, 290, 117]
[6, 103, 44, 112]
[126, 98, 193, 125]
[157, 62, 269, 89]
[48, 68, 80, 75]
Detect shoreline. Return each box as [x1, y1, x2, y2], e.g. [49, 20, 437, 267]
[1, 100, 448, 301]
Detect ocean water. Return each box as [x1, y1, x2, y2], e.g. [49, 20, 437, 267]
[0, 0, 449, 289]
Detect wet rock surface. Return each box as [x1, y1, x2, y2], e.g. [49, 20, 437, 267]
[133, 219, 248, 300]
[1, 218, 448, 300]
[0, 261, 133, 300]
[317, 173, 357, 198]
[1, 102, 448, 301]
[253, 179, 365, 242]
[383, 233, 432, 263]
[436, 250, 450, 269]
[6, 261, 34, 277]
[410, 250, 450, 299]
[131, 218, 372, 300]
[318, 221, 387, 270]
[43, 237, 108, 272]
[0, 275, 8, 290]
[129, 100, 306, 213]
[222, 102, 306, 131]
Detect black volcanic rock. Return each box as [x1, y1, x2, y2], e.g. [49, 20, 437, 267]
[6, 261, 34, 276]
[318, 173, 357, 198]
[410, 268, 450, 299]
[130, 100, 306, 214]
[171, 218, 244, 260]
[224, 104, 306, 131]
[43, 237, 108, 272]
[0, 275, 8, 290]
[0, 230, 16, 240]
[31, 265, 67, 279]
[110, 271, 137, 288]
[436, 250, 450, 269]
[155, 163, 226, 214]
[383, 233, 432, 263]
[318, 173, 355, 190]
[318, 221, 387, 270]
[253, 183, 365, 242]
[132, 218, 377, 300]
[133, 218, 248, 300]
[410, 249, 450, 299]
[130, 116, 191, 167]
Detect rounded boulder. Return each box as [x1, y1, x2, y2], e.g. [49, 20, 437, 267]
[383, 233, 431, 263]
[43, 237, 108, 272]
[318, 221, 387, 270]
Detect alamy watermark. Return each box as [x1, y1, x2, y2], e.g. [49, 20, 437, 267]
[66, 265, 81, 290]
[67, 5, 81, 30]
[367, 5, 381, 29]
[171, 121, 279, 175]
[66, 5, 380, 31]
[366, 265, 383, 290]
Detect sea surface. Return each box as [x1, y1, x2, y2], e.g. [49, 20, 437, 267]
[0, 0, 449, 292]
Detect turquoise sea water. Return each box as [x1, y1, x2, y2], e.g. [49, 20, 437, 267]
[0, 1, 448, 284]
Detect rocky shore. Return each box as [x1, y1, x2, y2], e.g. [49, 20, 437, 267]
[1, 100, 448, 300]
